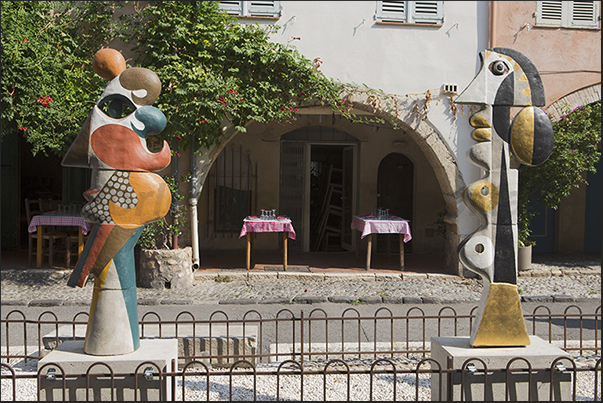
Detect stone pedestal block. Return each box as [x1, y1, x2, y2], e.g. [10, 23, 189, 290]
[430, 336, 571, 401]
[139, 246, 193, 289]
[38, 339, 177, 401]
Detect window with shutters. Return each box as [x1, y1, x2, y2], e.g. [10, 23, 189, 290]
[375, 1, 444, 25]
[536, 1, 600, 29]
[219, 1, 281, 18]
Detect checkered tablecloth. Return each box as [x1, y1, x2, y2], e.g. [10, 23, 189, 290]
[239, 218, 296, 240]
[28, 214, 93, 235]
[351, 215, 412, 242]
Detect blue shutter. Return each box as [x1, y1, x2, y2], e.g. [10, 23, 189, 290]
[376, 1, 408, 22]
[411, 1, 443, 24]
[248, 1, 280, 17]
[219, 1, 243, 15]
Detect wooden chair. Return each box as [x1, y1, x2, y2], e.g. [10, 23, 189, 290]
[24, 198, 67, 267]
[64, 232, 89, 267]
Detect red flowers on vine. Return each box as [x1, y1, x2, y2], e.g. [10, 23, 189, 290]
[216, 96, 227, 105]
[36, 95, 53, 107]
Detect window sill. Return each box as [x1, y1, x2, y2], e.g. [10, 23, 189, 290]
[233, 15, 281, 20]
[534, 24, 600, 30]
[375, 20, 443, 27]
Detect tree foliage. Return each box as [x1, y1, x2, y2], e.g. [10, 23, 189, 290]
[1, 1, 127, 156]
[124, 1, 344, 151]
[2, 1, 345, 156]
[517, 101, 601, 246]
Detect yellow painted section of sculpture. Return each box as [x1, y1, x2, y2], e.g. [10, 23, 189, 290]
[511, 107, 535, 165]
[469, 114, 491, 128]
[109, 172, 171, 227]
[471, 128, 492, 141]
[472, 283, 531, 347]
[470, 181, 499, 211]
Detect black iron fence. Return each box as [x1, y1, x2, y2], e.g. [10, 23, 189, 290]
[2, 304, 601, 401]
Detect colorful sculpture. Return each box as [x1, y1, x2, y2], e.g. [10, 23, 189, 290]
[62, 48, 171, 355]
[455, 48, 554, 347]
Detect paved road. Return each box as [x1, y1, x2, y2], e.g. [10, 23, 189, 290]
[3, 300, 600, 356]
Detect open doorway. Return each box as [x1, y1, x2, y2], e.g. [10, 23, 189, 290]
[280, 127, 358, 253]
[309, 144, 356, 252]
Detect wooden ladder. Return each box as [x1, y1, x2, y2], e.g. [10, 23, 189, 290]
[313, 166, 344, 251]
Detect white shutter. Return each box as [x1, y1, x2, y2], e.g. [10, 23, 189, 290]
[376, 1, 408, 22]
[570, 1, 599, 28]
[537, 1, 564, 26]
[219, 1, 243, 15]
[537, 1, 599, 28]
[411, 1, 443, 24]
[248, 1, 280, 17]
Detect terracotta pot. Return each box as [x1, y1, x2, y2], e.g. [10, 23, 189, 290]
[518, 244, 532, 271]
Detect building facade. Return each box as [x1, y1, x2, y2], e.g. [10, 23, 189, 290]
[3, 1, 600, 274]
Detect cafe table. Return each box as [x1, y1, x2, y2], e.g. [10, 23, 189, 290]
[28, 212, 94, 268]
[351, 215, 412, 270]
[239, 216, 296, 270]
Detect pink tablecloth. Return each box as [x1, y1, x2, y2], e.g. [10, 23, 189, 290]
[351, 215, 412, 243]
[28, 213, 93, 235]
[239, 218, 296, 240]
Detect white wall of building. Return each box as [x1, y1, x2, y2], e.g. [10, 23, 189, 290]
[263, 1, 490, 234]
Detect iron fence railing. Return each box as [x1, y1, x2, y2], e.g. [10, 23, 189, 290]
[1, 304, 601, 401]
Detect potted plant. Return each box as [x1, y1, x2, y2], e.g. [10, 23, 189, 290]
[517, 207, 537, 271]
[137, 173, 194, 289]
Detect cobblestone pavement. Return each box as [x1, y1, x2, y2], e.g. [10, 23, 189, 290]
[1, 254, 599, 307]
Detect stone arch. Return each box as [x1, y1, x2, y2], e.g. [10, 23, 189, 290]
[545, 83, 601, 121]
[343, 94, 466, 275]
[192, 94, 467, 274]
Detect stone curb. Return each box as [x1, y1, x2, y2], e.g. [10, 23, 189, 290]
[191, 268, 600, 283]
[518, 268, 601, 277]
[292, 296, 328, 304]
[2, 294, 598, 306]
[29, 299, 64, 307]
[219, 298, 258, 305]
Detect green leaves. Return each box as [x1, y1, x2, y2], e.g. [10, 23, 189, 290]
[517, 101, 601, 245]
[124, 1, 344, 151]
[1, 1, 122, 156]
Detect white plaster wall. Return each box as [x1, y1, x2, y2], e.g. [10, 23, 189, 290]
[264, 1, 490, 235]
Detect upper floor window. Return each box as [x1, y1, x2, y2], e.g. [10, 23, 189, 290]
[219, 1, 281, 18]
[375, 1, 444, 24]
[536, 1, 600, 29]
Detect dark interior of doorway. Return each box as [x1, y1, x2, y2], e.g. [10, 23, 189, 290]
[18, 141, 64, 249]
[310, 145, 345, 252]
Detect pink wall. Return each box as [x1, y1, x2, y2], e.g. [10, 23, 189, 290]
[491, 1, 601, 109]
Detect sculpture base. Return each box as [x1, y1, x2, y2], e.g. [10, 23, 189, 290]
[38, 339, 177, 401]
[431, 336, 571, 401]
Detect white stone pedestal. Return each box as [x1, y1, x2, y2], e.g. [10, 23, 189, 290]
[38, 339, 177, 401]
[430, 336, 571, 401]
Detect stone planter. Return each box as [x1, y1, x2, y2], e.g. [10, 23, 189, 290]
[518, 244, 532, 271]
[139, 246, 193, 289]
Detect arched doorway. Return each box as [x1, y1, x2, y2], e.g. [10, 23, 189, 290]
[377, 152, 413, 253]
